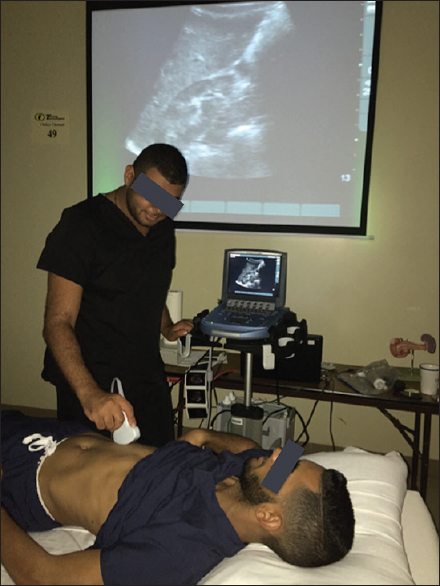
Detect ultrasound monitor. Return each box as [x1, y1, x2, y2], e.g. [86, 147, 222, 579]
[222, 249, 287, 307]
[200, 249, 288, 339]
[200, 249, 287, 339]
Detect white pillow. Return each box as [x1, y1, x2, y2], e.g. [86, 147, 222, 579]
[199, 447, 414, 586]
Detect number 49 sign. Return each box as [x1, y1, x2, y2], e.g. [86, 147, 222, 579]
[31, 111, 69, 145]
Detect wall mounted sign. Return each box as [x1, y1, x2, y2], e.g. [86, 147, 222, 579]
[31, 110, 69, 145]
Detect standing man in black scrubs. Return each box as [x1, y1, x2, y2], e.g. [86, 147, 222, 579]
[37, 144, 193, 446]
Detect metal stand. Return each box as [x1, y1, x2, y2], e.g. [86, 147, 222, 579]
[192, 309, 276, 444]
[244, 352, 253, 408]
[223, 341, 266, 445]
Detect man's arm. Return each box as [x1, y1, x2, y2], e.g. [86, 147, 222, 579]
[161, 304, 193, 341]
[1, 507, 103, 585]
[178, 428, 261, 453]
[43, 272, 136, 430]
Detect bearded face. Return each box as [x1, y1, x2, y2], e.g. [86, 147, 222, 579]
[238, 457, 276, 505]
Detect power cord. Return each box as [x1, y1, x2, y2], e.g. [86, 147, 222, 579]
[329, 401, 336, 450]
[210, 408, 231, 428]
[261, 405, 290, 426]
[295, 399, 320, 447]
[293, 373, 333, 448]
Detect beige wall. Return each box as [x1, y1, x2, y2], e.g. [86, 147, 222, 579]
[2, 1, 438, 458]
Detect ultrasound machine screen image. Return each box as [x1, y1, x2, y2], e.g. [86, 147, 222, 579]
[200, 249, 287, 339]
[227, 253, 280, 297]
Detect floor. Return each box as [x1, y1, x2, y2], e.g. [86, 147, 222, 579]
[2, 403, 438, 532]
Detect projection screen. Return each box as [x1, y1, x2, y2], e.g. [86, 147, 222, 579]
[87, 0, 382, 235]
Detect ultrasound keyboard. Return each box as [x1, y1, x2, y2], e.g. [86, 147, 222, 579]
[201, 300, 287, 340]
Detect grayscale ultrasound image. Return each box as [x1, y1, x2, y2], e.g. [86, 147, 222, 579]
[125, 1, 292, 178]
[236, 259, 266, 289]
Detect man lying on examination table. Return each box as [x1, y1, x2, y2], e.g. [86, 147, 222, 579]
[1, 411, 354, 585]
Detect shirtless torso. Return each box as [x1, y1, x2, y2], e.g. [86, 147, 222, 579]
[39, 434, 157, 535]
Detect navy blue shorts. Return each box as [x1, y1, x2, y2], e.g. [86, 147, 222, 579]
[1, 410, 92, 531]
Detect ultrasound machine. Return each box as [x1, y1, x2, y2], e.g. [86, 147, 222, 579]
[199, 249, 296, 445]
[200, 249, 288, 340]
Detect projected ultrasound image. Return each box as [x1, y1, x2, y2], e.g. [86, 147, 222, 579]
[125, 1, 292, 179]
[229, 255, 278, 296]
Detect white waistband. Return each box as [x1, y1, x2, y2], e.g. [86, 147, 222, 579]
[22, 433, 68, 521]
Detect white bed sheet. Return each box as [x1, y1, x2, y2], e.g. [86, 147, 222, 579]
[401, 490, 439, 586]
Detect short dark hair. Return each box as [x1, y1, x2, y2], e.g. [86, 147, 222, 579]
[263, 468, 355, 567]
[132, 144, 188, 187]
